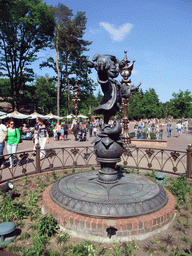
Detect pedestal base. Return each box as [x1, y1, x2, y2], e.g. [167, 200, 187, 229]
[43, 183, 176, 241]
[50, 171, 168, 218]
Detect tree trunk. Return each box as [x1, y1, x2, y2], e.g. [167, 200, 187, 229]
[56, 30, 60, 122]
[66, 53, 70, 115]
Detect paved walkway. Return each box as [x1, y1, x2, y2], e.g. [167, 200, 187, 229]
[6, 121, 191, 154]
[1, 122, 191, 182]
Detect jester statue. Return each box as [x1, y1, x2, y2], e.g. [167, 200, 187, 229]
[88, 54, 140, 183]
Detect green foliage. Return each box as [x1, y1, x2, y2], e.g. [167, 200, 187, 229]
[124, 241, 140, 256]
[167, 176, 190, 204]
[51, 170, 60, 181]
[35, 176, 47, 192]
[49, 126, 55, 137]
[144, 170, 156, 180]
[19, 232, 31, 241]
[167, 89, 192, 118]
[181, 236, 189, 243]
[29, 223, 38, 231]
[26, 190, 40, 217]
[0, 196, 29, 221]
[113, 241, 123, 256]
[0, 0, 55, 108]
[128, 88, 165, 120]
[41, 3, 93, 115]
[32, 74, 57, 114]
[37, 214, 58, 237]
[56, 232, 70, 245]
[22, 234, 49, 256]
[22, 175, 31, 185]
[8, 244, 23, 254]
[70, 241, 96, 256]
[0, 78, 11, 99]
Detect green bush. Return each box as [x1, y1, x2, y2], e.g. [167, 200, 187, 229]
[0, 196, 29, 222]
[150, 132, 157, 140]
[37, 214, 58, 237]
[167, 176, 189, 204]
[48, 126, 54, 137]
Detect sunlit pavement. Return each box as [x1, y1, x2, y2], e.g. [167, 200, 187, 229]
[3, 122, 192, 155]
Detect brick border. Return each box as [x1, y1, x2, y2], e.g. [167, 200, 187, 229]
[42, 185, 176, 238]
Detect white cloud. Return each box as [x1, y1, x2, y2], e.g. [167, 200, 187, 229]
[99, 22, 133, 41]
[89, 28, 101, 34]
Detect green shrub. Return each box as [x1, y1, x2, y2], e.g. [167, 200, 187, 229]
[167, 176, 189, 204]
[145, 170, 156, 180]
[0, 196, 29, 222]
[48, 126, 54, 137]
[150, 132, 157, 140]
[37, 214, 58, 237]
[22, 234, 48, 256]
[71, 241, 96, 256]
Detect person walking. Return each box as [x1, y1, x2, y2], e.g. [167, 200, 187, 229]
[176, 121, 182, 137]
[60, 126, 64, 140]
[37, 118, 49, 159]
[88, 122, 93, 138]
[62, 121, 68, 140]
[93, 125, 97, 137]
[167, 120, 172, 137]
[72, 122, 79, 141]
[33, 117, 40, 155]
[53, 124, 57, 141]
[183, 119, 188, 134]
[56, 122, 61, 140]
[0, 120, 7, 169]
[6, 120, 20, 168]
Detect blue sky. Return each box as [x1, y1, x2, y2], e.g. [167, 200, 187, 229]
[34, 0, 192, 103]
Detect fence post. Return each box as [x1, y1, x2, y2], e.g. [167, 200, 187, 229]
[186, 145, 192, 178]
[36, 143, 41, 173]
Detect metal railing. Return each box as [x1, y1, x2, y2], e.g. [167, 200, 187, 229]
[0, 144, 191, 184]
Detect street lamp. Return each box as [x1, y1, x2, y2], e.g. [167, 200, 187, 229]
[120, 50, 141, 146]
[165, 105, 168, 120]
[72, 82, 80, 122]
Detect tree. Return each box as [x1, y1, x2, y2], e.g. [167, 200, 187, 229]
[0, 0, 55, 109]
[41, 4, 92, 116]
[140, 88, 163, 118]
[0, 78, 11, 99]
[58, 9, 92, 114]
[168, 90, 192, 118]
[49, 3, 73, 118]
[128, 88, 164, 120]
[32, 75, 57, 114]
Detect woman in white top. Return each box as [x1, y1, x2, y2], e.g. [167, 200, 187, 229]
[37, 118, 49, 158]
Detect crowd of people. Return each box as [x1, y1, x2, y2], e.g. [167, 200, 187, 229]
[133, 118, 189, 140]
[0, 116, 190, 169]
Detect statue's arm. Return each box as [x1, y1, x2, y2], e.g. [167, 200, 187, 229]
[131, 82, 142, 92]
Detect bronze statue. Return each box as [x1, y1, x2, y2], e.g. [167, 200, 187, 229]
[88, 54, 139, 126]
[88, 54, 140, 183]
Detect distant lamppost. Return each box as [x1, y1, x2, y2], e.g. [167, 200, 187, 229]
[72, 82, 80, 122]
[120, 50, 140, 146]
[165, 105, 168, 120]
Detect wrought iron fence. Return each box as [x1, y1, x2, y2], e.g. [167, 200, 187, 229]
[0, 144, 191, 184]
[122, 147, 188, 176]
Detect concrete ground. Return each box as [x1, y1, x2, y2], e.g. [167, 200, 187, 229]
[0, 121, 191, 182]
[6, 121, 191, 154]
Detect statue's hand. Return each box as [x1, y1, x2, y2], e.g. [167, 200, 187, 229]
[95, 55, 111, 72]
